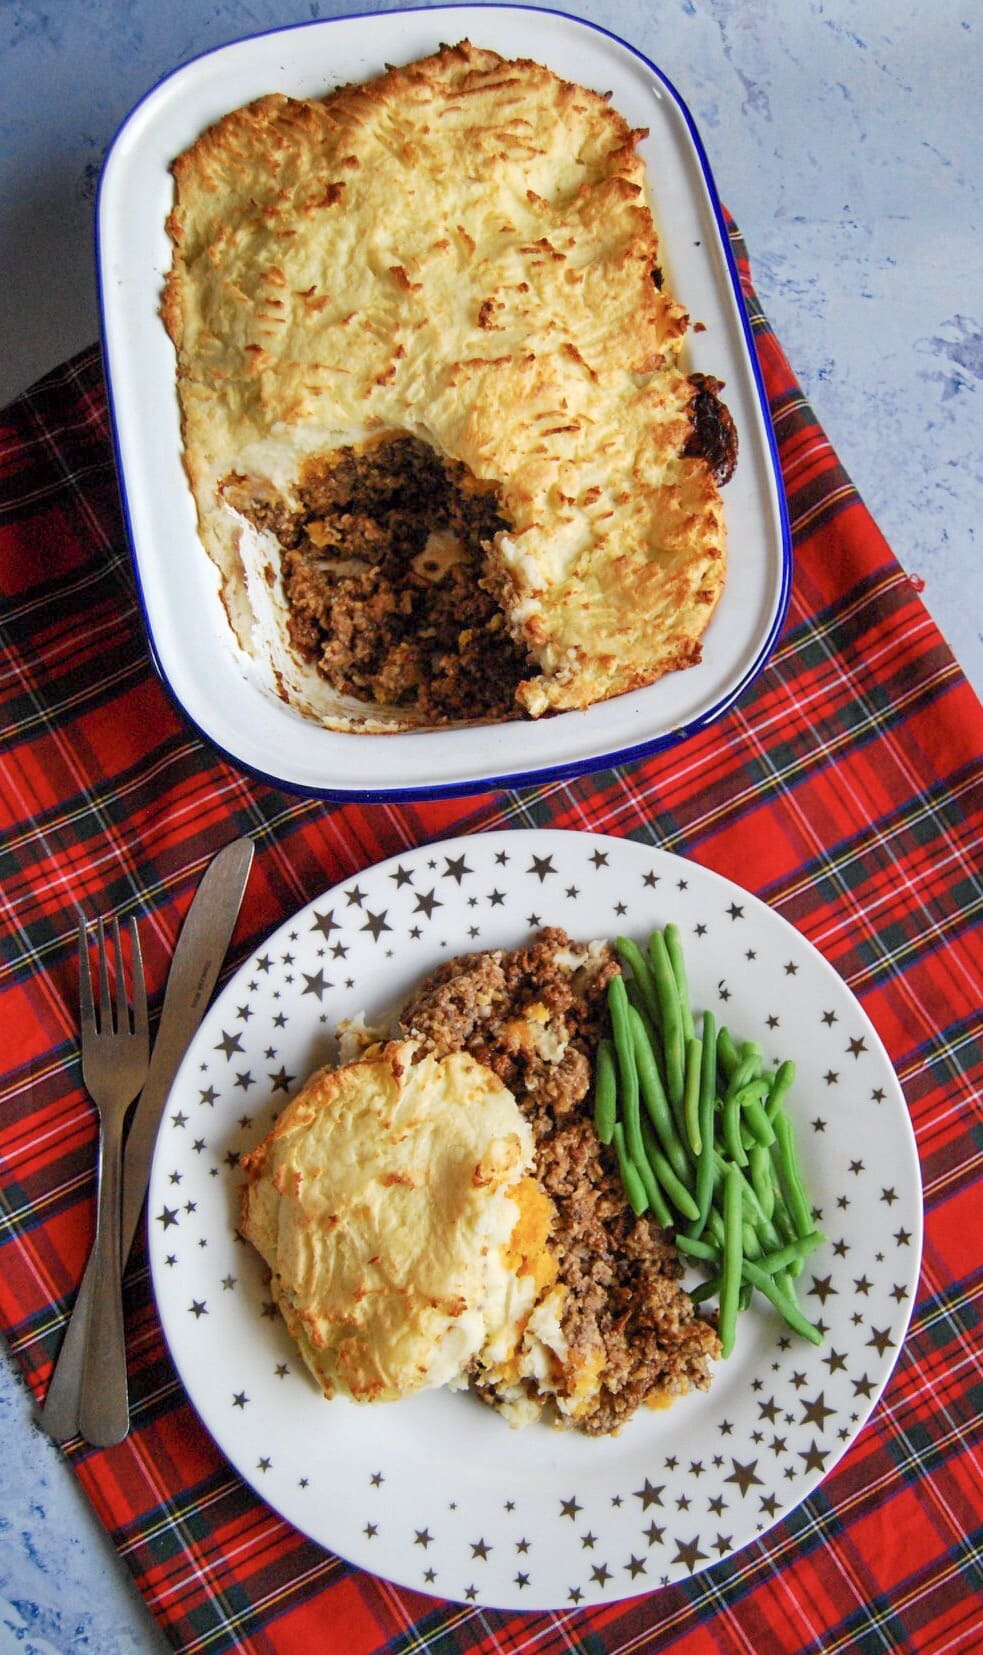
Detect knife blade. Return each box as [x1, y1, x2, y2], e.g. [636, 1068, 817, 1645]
[40, 835, 254, 1441]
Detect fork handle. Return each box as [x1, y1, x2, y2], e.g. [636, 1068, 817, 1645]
[37, 1246, 96, 1439]
[77, 1111, 130, 1446]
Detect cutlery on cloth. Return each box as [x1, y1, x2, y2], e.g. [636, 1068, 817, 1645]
[40, 837, 254, 1444]
[75, 914, 150, 1447]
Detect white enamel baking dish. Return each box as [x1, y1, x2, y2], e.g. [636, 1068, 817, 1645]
[97, 4, 790, 800]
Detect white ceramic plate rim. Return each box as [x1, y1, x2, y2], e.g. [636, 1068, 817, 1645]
[147, 830, 922, 1610]
[97, 4, 791, 801]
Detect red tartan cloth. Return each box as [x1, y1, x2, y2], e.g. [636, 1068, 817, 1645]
[1, 221, 981, 1654]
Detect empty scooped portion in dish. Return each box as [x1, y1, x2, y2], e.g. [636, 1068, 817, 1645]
[222, 433, 538, 724]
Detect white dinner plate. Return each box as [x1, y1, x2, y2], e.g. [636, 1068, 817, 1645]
[147, 830, 922, 1609]
[98, 5, 790, 799]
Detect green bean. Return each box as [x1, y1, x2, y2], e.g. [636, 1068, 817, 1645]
[706, 1206, 725, 1249]
[738, 1283, 753, 1311]
[699, 1012, 716, 1110]
[629, 1005, 689, 1181]
[688, 1276, 721, 1305]
[615, 937, 661, 1028]
[683, 1035, 703, 1155]
[689, 1013, 717, 1239]
[718, 1165, 744, 1358]
[713, 1151, 783, 1251]
[592, 1038, 617, 1144]
[607, 977, 642, 1158]
[772, 1196, 796, 1245]
[631, 1146, 674, 1228]
[610, 979, 669, 1227]
[775, 1222, 804, 1282]
[773, 1268, 796, 1305]
[675, 1233, 718, 1264]
[753, 1232, 824, 1275]
[639, 1116, 700, 1222]
[740, 1040, 763, 1068]
[625, 1106, 673, 1227]
[765, 1059, 796, 1122]
[741, 1258, 823, 1345]
[625, 980, 659, 1048]
[772, 1110, 813, 1239]
[753, 1212, 784, 1258]
[612, 1123, 648, 1216]
[724, 1054, 761, 1169]
[748, 1143, 775, 1221]
[770, 1185, 802, 1264]
[742, 1221, 762, 1261]
[612, 1038, 667, 1231]
[722, 1090, 749, 1167]
[732, 1077, 769, 1107]
[715, 1026, 741, 1082]
[664, 923, 695, 1041]
[741, 1093, 777, 1148]
[726, 1052, 761, 1098]
[647, 929, 685, 1108]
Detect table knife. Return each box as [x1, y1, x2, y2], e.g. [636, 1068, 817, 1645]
[39, 835, 254, 1442]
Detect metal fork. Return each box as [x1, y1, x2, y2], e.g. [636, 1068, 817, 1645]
[75, 914, 149, 1446]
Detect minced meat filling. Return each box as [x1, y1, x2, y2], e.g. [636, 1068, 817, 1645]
[685, 372, 739, 486]
[400, 927, 719, 1435]
[227, 434, 537, 722]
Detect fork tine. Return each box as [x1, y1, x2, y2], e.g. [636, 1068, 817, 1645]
[112, 916, 126, 1033]
[97, 916, 113, 1035]
[128, 916, 148, 1040]
[77, 915, 95, 1036]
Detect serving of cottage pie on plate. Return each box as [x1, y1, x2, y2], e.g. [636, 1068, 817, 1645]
[238, 929, 719, 1434]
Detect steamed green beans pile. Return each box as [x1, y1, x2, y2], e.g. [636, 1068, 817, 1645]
[593, 925, 823, 1359]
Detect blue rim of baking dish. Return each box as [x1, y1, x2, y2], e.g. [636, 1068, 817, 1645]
[96, 2, 793, 805]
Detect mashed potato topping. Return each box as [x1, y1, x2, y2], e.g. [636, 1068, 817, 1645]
[239, 1039, 558, 1402]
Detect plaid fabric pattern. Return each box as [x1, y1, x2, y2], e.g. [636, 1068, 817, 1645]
[1, 220, 981, 1654]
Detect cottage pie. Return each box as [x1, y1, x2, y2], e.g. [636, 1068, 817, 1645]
[163, 42, 737, 729]
[239, 930, 719, 1433]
